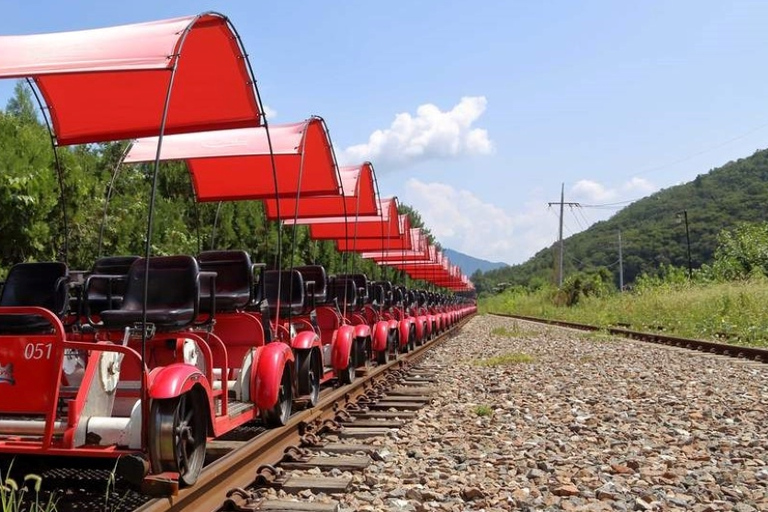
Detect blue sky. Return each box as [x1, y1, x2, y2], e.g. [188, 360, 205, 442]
[3, 1, 768, 265]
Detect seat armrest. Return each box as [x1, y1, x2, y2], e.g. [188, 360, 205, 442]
[83, 274, 126, 326]
[196, 271, 217, 325]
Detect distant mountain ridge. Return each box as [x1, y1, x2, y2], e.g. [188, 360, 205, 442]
[443, 248, 508, 276]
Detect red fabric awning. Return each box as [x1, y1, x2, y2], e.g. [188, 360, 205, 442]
[335, 225, 420, 253]
[263, 162, 378, 220]
[0, 13, 261, 144]
[124, 117, 340, 201]
[286, 199, 400, 240]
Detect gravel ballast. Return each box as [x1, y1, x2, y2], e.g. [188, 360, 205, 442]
[335, 314, 768, 511]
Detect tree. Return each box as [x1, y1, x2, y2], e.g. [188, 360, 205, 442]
[5, 81, 38, 125]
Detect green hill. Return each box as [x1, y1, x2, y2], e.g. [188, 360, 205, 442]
[475, 148, 768, 292]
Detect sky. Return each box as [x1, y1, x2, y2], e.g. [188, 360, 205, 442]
[2, 1, 768, 265]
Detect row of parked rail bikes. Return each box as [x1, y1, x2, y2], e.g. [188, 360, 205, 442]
[0, 13, 476, 490]
[0, 255, 475, 486]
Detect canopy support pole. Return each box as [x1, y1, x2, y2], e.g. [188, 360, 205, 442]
[26, 78, 68, 263]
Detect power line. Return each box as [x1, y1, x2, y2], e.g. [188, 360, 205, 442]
[581, 199, 639, 208]
[629, 121, 768, 178]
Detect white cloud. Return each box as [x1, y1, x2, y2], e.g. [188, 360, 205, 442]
[340, 96, 493, 168]
[571, 178, 658, 204]
[622, 177, 655, 194]
[403, 178, 517, 264]
[263, 105, 277, 120]
[571, 180, 617, 203]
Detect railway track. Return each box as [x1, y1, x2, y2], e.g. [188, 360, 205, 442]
[491, 312, 768, 363]
[137, 315, 470, 512]
[25, 315, 472, 512]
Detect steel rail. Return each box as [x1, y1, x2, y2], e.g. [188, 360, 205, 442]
[491, 312, 768, 362]
[136, 314, 473, 512]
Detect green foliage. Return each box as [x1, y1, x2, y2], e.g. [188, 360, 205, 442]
[556, 267, 615, 306]
[705, 222, 768, 280]
[490, 325, 521, 337]
[473, 405, 493, 417]
[0, 463, 58, 512]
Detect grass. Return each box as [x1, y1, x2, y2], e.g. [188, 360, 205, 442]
[474, 405, 493, 417]
[490, 324, 521, 338]
[481, 280, 768, 347]
[0, 458, 126, 512]
[0, 463, 58, 512]
[475, 352, 535, 366]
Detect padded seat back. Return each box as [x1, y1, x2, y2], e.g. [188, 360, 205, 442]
[100, 255, 200, 331]
[327, 277, 357, 310]
[392, 286, 405, 307]
[263, 269, 305, 318]
[198, 250, 253, 312]
[86, 255, 140, 314]
[294, 265, 327, 304]
[375, 280, 393, 308]
[0, 262, 69, 333]
[337, 273, 368, 304]
[369, 283, 385, 306]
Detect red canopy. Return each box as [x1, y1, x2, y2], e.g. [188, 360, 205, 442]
[335, 225, 420, 253]
[286, 199, 400, 240]
[0, 13, 261, 144]
[263, 163, 378, 220]
[124, 117, 340, 201]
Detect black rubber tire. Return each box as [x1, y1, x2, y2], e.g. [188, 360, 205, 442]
[261, 366, 293, 427]
[298, 350, 321, 408]
[338, 340, 357, 385]
[149, 390, 207, 487]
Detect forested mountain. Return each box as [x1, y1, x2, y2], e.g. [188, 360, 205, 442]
[475, 148, 768, 293]
[443, 248, 507, 276]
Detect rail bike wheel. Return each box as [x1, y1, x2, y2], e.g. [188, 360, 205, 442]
[389, 330, 400, 359]
[149, 390, 207, 487]
[338, 340, 357, 385]
[377, 330, 396, 364]
[298, 349, 321, 408]
[261, 366, 293, 427]
[409, 325, 417, 352]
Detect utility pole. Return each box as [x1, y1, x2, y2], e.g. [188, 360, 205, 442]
[548, 183, 580, 287]
[677, 210, 692, 280]
[618, 230, 624, 291]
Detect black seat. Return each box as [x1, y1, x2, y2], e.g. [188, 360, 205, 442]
[263, 269, 305, 317]
[294, 265, 327, 304]
[326, 277, 358, 310]
[392, 286, 405, 307]
[368, 283, 385, 306]
[198, 250, 253, 312]
[337, 273, 368, 305]
[100, 256, 200, 331]
[375, 281, 393, 308]
[85, 255, 140, 314]
[0, 262, 69, 334]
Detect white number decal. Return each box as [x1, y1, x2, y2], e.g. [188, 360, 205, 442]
[23, 343, 53, 360]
